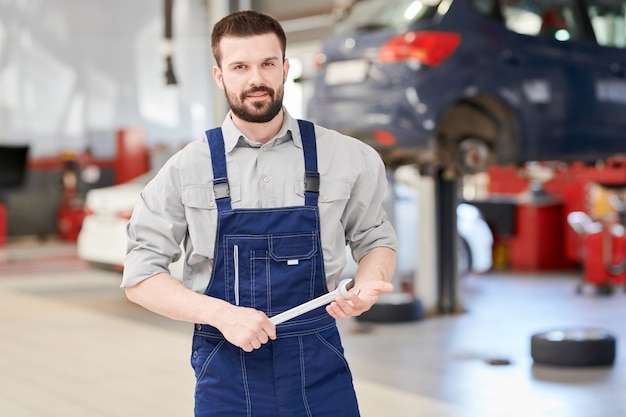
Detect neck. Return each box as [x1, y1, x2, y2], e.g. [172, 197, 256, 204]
[231, 108, 284, 144]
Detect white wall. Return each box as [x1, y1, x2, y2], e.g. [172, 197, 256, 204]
[0, 0, 214, 158]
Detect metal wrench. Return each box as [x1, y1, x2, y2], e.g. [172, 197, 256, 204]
[269, 278, 357, 325]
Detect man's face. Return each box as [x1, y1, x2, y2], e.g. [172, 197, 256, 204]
[213, 33, 289, 123]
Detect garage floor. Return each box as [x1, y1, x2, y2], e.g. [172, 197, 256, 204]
[1, 238, 625, 417]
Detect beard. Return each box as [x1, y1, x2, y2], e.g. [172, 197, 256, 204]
[225, 84, 284, 123]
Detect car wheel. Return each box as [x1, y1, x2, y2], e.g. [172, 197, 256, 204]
[355, 293, 424, 323]
[531, 328, 616, 366]
[457, 137, 491, 175]
[436, 96, 518, 178]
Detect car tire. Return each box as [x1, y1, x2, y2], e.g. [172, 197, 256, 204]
[355, 293, 424, 323]
[436, 97, 518, 178]
[531, 328, 616, 367]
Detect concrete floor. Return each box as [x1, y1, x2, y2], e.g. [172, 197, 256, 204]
[1, 238, 625, 417]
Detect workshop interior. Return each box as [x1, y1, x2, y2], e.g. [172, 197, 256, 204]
[1, 1, 626, 416]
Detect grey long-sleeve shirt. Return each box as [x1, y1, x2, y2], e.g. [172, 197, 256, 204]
[122, 109, 398, 293]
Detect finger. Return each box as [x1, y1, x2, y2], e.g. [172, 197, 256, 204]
[328, 299, 353, 319]
[349, 291, 362, 304]
[262, 322, 277, 340]
[326, 302, 345, 319]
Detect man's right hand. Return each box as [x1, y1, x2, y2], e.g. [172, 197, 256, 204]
[216, 303, 277, 352]
[124, 274, 277, 353]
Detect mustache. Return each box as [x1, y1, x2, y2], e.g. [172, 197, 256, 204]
[241, 86, 274, 99]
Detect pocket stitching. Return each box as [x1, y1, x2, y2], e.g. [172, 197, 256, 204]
[196, 339, 226, 382]
[269, 233, 317, 260]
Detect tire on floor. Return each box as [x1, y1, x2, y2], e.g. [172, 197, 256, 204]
[356, 293, 424, 323]
[531, 328, 616, 367]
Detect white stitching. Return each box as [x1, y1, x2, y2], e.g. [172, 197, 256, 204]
[299, 336, 313, 417]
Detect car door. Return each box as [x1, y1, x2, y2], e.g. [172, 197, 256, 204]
[496, 0, 599, 162]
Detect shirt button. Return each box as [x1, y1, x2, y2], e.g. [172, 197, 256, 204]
[263, 177, 270, 183]
[209, 201, 215, 207]
[262, 145, 267, 152]
[322, 195, 328, 201]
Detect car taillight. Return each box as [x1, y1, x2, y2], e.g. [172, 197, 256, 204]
[313, 50, 327, 70]
[374, 131, 397, 146]
[115, 210, 133, 221]
[378, 31, 461, 67]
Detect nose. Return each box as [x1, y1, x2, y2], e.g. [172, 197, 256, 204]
[247, 65, 265, 87]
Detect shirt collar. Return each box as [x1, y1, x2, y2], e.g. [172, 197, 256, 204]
[219, 107, 303, 152]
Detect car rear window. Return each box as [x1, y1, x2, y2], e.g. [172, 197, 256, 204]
[585, 0, 626, 48]
[473, 0, 626, 48]
[500, 0, 583, 41]
[335, 0, 442, 34]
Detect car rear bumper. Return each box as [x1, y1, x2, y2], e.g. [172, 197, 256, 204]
[77, 216, 128, 267]
[308, 87, 437, 150]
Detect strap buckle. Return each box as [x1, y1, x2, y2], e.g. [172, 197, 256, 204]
[304, 171, 320, 193]
[212, 177, 230, 199]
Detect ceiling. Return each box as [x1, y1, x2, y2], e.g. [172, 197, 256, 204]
[244, 0, 346, 43]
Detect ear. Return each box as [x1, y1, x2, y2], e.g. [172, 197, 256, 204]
[283, 58, 290, 83]
[213, 65, 225, 90]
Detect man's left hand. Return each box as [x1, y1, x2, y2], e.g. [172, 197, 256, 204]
[326, 280, 393, 319]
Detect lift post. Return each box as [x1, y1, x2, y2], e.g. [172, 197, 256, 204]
[417, 167, 462, 315]
[434, 169, 461, 314]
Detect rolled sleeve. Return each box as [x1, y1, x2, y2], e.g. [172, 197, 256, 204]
[122, 161, 187, 288]
[344, 143, 398, 262]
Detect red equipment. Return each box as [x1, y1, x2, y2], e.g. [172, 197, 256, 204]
[568, 212, 626, 295]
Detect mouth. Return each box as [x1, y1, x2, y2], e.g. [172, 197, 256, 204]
[243, 88, 273, 101]
[247, 92, 269, 100]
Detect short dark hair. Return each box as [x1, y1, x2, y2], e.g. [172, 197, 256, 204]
[211, 10, 287, 68]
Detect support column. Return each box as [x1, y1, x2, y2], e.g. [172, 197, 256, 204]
[416, 168, 462, 315]
[416, 172, 438, 313]
[207, 0, 230, 124]
[435, 169, 461, 314]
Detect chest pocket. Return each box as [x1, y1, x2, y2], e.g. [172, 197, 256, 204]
[295, 178, 351, 205]
[181, 183, 241, 255]
[269, 233, 318, 262]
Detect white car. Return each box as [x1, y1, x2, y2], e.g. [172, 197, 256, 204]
[456, 201, 494, 275]
[78, 173, 492, 280]
[77, 172, 184, 278]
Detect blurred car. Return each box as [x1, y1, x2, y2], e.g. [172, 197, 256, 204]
[308, 0, 626, 176]
[77, 172, 184, 278]
[456, 201, 493, 275]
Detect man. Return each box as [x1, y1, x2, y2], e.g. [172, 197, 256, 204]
[123, 10, 397, 417]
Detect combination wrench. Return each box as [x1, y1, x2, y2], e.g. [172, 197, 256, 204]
[269, 278, 358, 325]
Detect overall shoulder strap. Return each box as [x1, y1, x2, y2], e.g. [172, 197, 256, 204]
[205, 128, 231, 211]
[297, 120, 319, 207]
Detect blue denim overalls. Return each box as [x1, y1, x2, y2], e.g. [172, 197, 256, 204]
[191, 120, 360, 417]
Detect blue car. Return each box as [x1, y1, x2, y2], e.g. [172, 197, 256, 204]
[308, 0, 626, 176]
